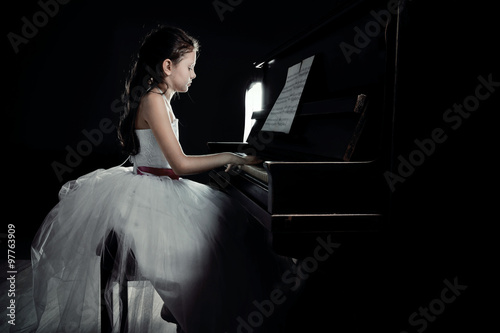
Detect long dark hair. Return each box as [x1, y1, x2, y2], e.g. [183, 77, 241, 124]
[118, 25, 199, 156]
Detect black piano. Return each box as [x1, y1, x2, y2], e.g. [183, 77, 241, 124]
[208, 0, 400, 256]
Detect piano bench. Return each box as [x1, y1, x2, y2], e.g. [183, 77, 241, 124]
[95, 229, 145, 333]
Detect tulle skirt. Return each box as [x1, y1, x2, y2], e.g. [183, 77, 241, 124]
[12, 166, 292, 333]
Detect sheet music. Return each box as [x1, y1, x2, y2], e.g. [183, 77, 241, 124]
[261, 55, 315, 133]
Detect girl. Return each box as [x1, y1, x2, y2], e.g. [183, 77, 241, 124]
[16, 26, 292, 332]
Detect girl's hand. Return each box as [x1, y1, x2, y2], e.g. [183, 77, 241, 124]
[225, 154, 262, 172]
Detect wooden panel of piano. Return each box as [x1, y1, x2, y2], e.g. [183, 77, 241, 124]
[208, 0, 399, 256]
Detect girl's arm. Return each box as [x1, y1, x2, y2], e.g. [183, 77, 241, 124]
[140, 93, 260, 176]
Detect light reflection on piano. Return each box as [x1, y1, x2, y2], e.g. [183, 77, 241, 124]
[244, 81, 263, 141]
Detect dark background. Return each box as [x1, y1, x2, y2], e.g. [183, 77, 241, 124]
[3, 0, 498, 332]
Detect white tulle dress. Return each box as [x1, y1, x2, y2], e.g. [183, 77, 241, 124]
[13, 95, 292, 333]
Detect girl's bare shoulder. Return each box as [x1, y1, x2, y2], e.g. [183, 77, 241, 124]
[140, 91, 164, 109]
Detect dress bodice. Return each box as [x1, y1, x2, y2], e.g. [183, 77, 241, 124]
[131, 120, 179, 173]
[130, 89, 179, 173]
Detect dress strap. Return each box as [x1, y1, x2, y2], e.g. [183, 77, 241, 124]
[118, 156, 132, 167]
[157, 87, 174, 124]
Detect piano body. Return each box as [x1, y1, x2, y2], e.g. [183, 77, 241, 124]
[209, 0, 400, 256]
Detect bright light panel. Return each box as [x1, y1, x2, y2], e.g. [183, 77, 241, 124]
[244, 82, 263, 141]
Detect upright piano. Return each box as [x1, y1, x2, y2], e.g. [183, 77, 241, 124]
[208, 0, 401, 256]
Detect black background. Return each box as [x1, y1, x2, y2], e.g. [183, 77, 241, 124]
[3, 0, 498, 332]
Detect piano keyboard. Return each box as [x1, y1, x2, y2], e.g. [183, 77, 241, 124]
[239, 164, 269, 184]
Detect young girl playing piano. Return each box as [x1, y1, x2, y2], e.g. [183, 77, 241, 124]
[19, 26, 291, 333]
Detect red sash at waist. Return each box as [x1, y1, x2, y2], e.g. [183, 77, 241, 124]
[136, 166, 179, 180]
